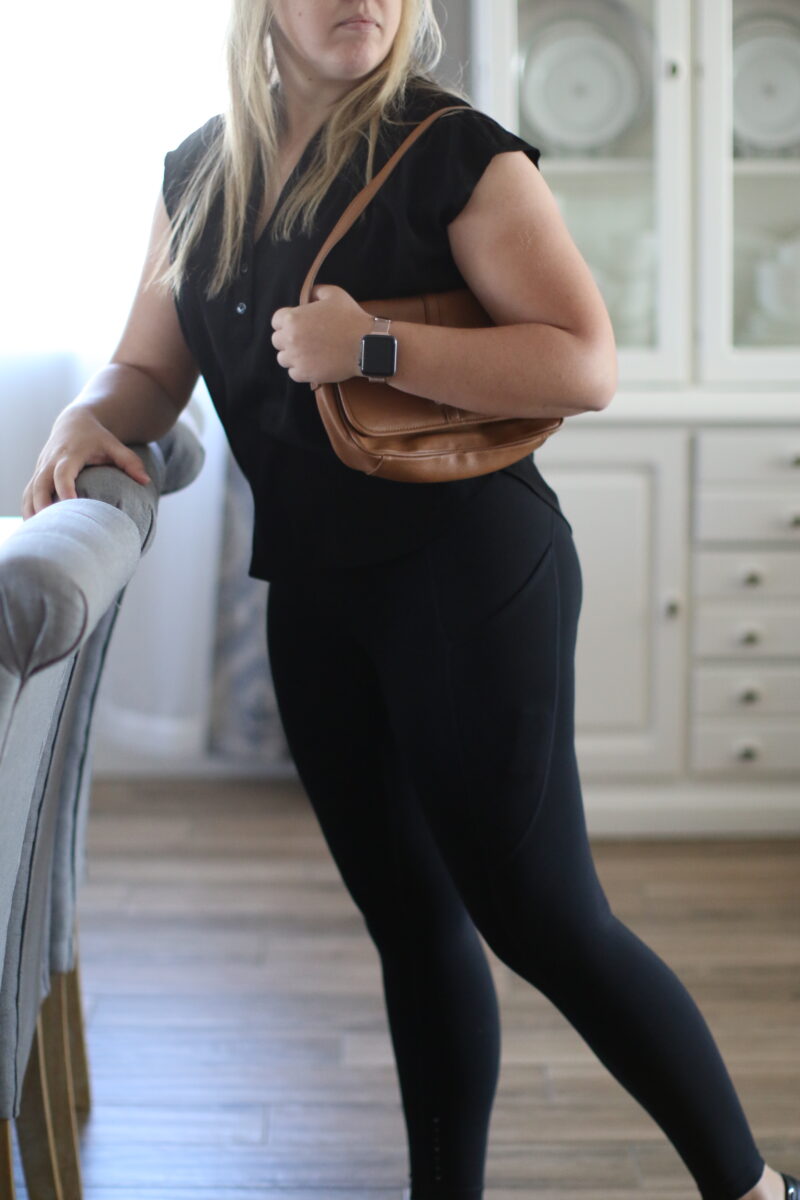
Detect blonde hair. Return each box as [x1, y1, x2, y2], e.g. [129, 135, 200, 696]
[155, 0, 468, 300]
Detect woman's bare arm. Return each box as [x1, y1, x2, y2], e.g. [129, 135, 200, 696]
[386, 150, 618, 418]
[23, 192, 201, 516]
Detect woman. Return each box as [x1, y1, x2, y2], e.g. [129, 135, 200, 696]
[22, 2, 798, 1198]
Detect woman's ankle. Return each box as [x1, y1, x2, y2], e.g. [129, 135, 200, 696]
[734, 1163, 786, 1200]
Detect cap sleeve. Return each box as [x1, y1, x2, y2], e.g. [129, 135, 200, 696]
[162, 115, 223, 221]
[411, 107, 541, 228]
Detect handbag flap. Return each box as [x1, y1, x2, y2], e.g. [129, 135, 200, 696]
[337, 378, 519, 436]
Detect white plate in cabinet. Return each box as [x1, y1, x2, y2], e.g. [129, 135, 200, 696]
[691, 721, 800, 775]
[695, 430, 800, 483]
[694, 666, 800, 716]
[693, 550, 800, 599]
[695, 488, 800, 542]
[693, 604, 800, 658]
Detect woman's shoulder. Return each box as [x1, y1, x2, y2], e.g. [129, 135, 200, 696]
[380, 78, 541, 227]
[381, 77, 472, 136]
[385, 77, 540, 167]
[163, 114, 224, 214]
[165, 112, 224, 170]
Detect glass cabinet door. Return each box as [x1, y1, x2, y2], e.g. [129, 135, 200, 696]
[471, 0, 692, 385]
[698, 0, 800, 382]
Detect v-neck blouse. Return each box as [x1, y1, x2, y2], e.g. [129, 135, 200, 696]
[162, 80, 568, 582]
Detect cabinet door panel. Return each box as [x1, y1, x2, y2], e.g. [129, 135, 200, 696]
[470, 0, 692, 385]
[545, 469, 649, 728]
[535, 428, 688, 777]
[698, 0, 800, 382]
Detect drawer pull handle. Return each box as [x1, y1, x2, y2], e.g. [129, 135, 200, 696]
[792, 454, 800, 468]
[739, 629, 761, 645]
[791, 514, 800, 529]
[742, 570, 763, 587]
[738, 687, 762, 705]
[736, 743, 760, 762]
[664, 598, 681, 618]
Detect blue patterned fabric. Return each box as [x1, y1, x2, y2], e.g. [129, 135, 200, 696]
[208, 451, 293, 766]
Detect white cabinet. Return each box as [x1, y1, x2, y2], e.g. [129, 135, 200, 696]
[534, 419, 800, 809]
[469, 0, 800, 825]
[471, 0, 800, 386]
[470, 0, 800, 828]
[534, 427, 689, 778]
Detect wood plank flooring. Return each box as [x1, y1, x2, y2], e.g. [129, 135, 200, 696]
[12, 778, 800, 1198]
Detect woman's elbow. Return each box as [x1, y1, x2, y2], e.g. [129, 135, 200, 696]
[583, 337, 618, 411]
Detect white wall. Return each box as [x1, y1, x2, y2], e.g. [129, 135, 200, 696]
[1, 0, 231, 771]
[90, 389, 230, 773]
[0, 356, 83, 515]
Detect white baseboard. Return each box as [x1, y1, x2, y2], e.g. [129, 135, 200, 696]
[92, 753, 800, 836]
[583, 780, 800, 836]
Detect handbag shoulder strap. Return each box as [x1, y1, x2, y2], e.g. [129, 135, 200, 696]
[298, 104, 470, 305]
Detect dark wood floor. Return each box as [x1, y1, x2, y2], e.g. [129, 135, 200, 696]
[14, 778, 800, 1198]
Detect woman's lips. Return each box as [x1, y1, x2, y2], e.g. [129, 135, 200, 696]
[338, 18, 378, 29]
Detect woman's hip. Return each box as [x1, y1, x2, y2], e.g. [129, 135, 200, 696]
[267, 469, 581, 655]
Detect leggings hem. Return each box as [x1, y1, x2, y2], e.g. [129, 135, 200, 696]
[700, 1153, 766, 1200]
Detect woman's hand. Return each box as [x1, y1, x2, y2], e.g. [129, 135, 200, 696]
[21, 407, 151, 519]
[270, 284, 373, 389]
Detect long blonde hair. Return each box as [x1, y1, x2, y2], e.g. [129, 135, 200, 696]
[156, 0, 467, 300]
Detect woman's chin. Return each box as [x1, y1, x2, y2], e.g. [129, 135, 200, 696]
[326, 47, 388, 83]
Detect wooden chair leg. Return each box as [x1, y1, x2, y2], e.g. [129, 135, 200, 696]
[40, 979, 83, 1200]
[64, 939, 90, 1120]
[16, 1014, 64, 1200]
[1, 1120, 17, 1200]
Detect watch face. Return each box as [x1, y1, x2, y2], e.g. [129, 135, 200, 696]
[361, 333, 397, 376]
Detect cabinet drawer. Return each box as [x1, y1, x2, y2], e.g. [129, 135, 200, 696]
[694, 666, 800, 715]
[696, 430, 800, 483]
[694, 550, 800, 598]
[693, 604, 800, 658]
[695, 488, 800, 542]
[691, 720, 800, 774]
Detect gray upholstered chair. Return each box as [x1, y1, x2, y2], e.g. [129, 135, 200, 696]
[0, 420, 204, 1200]
[49, 422, 205, 1115]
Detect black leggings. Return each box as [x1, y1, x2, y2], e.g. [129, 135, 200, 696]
[265, 470, 766, 1200]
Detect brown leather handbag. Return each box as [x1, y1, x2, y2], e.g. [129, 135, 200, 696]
[298, 105, 564, 483]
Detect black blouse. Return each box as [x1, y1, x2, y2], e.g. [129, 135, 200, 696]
[162, 79, 568, 582]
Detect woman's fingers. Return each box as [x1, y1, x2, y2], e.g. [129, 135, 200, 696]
[52, 456, 81, 503]
[21, 435, 153, 520]
[108, 442, 151, 484]
[30, 469, 59, 515]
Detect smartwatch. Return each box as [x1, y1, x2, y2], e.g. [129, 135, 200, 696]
[359, 316, 398, 382]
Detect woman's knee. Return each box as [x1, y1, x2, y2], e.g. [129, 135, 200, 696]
[452, 846, 617, 987]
